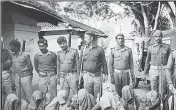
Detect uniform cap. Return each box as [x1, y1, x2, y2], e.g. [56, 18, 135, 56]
[152, 30, 163, 37]
[37, 39, 48, 44]
[57, 37, 66, 44]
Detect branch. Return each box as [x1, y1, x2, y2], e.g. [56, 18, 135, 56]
[153, 2, 161, 30]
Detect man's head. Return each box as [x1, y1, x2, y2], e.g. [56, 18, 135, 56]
[57, 37, 68, 50]
[152, 30, 163, 44]
[115, 33, 125, 46]
[9, 39, 21, 52]
[37, 39, 48, 53]
[84, 32, 95, 45]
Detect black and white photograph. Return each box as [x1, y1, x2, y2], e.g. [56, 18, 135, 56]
[1, 1, 176, 110]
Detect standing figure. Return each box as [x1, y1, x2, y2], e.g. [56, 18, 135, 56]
[144, 30, 171, 96]
[109, 33, 134, 97]
[34, 39, 57, 100]
[10, 39, 33, 102]
[56, 37, 79, 103]
[1, 37, 12, 108]
[166, 49, 176, 110]
[79, 32, 108, 99]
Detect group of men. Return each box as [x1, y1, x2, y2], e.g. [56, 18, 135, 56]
[1, 29, 176, 110]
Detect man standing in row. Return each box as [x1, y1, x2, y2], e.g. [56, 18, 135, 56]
[79, 32, 108, 99]
[57, 37, 79, 101]
[34, 39, 57, 100]
[144, 30, 171, 103]
[109, 33, 134, 97]
[166, 46, 176, 110]
[10, 39, 33, 102]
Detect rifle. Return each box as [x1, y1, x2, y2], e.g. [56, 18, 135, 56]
[160, 53, 164, 110]
[99, 65, 103, 101]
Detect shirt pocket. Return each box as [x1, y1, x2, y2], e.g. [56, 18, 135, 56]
[162, 50, 167, 58]
[92, 54, 99, 61]
[18, 57, 26, 66]
[65, 57, 74, 64]
[114, 55, 121, 61]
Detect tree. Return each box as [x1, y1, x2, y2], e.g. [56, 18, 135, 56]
[121, 1, 175, 38]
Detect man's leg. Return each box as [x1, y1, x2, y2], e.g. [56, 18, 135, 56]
[48, 75, 57, 100]
[39, 76, 47, 93]
[21, 75, 33, 102]
[83, 74, 93, 96]
[149, 69, 159, 92]
[15, 74, 25, 99]
[69, 73, 78, 95]
[113, 72, 122, 97]
[93, 76, 101, 99]
[121, 72, 130, 87]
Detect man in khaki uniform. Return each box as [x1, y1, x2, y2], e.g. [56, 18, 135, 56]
[144, 30, 171, 97]
[166, 49, 176, 110]
[10, 39, 33, 102]
[79, 32, 108, 99]
[109, 33, 134, 97]
[167, 49, 176, 93]
[57, 37, 79, 99]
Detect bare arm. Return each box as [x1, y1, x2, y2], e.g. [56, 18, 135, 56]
[34, 55, 39, 73]
[129, 49, 134, 77]
[26, 54, 33, 73]
[144, 47, 151, 75]
[108, 49, 114, 74]
[74, 50, 79, 74]
[100, 48, 108, 75]
[166, 51, 174, 84]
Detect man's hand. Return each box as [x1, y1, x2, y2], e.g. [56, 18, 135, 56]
[130, 75, 135, 88]
[130, 82, 134, 88]
[169, 84, 174, 93]
[57, 75, 60, 85]
[103, 74, 108, 82]
[5, 59, 11, 64]
[110, 74, 115, 84]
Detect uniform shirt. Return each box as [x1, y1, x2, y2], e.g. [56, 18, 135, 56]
[34, 50, 57, 73]
[1, 49, 12, 70]
[57, 47, 79, 73]
[167, 50, 176, 84]
[79, 44, 108, 75]
[109, 46, 134, 75]
[144, 43, 171, 74]
[12, 51, 33, 74]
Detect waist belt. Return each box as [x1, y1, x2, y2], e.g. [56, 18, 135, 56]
[114, 69, 129, 73]
[39, 71, 56, 77]
[82, 71, 100, 77]
[150, 65, 167, 69]
[60, 72, 76, 77]
[16, 71, 31, 77]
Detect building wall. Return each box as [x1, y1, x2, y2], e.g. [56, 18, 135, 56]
[2, 8, 41, 88]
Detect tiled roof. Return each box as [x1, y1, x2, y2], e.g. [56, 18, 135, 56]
[7, 1, 107, 38]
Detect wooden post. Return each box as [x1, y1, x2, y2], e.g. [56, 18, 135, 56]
[68, 32, 72, 47]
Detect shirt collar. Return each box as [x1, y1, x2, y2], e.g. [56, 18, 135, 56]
[86, 43, 97, 49]
[38, 50, 51, 56]
[116, 45, 126, 51]
[61, 47, 70, 53]
[154, 43, 163, 47]
[12, 51, 23, 56]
